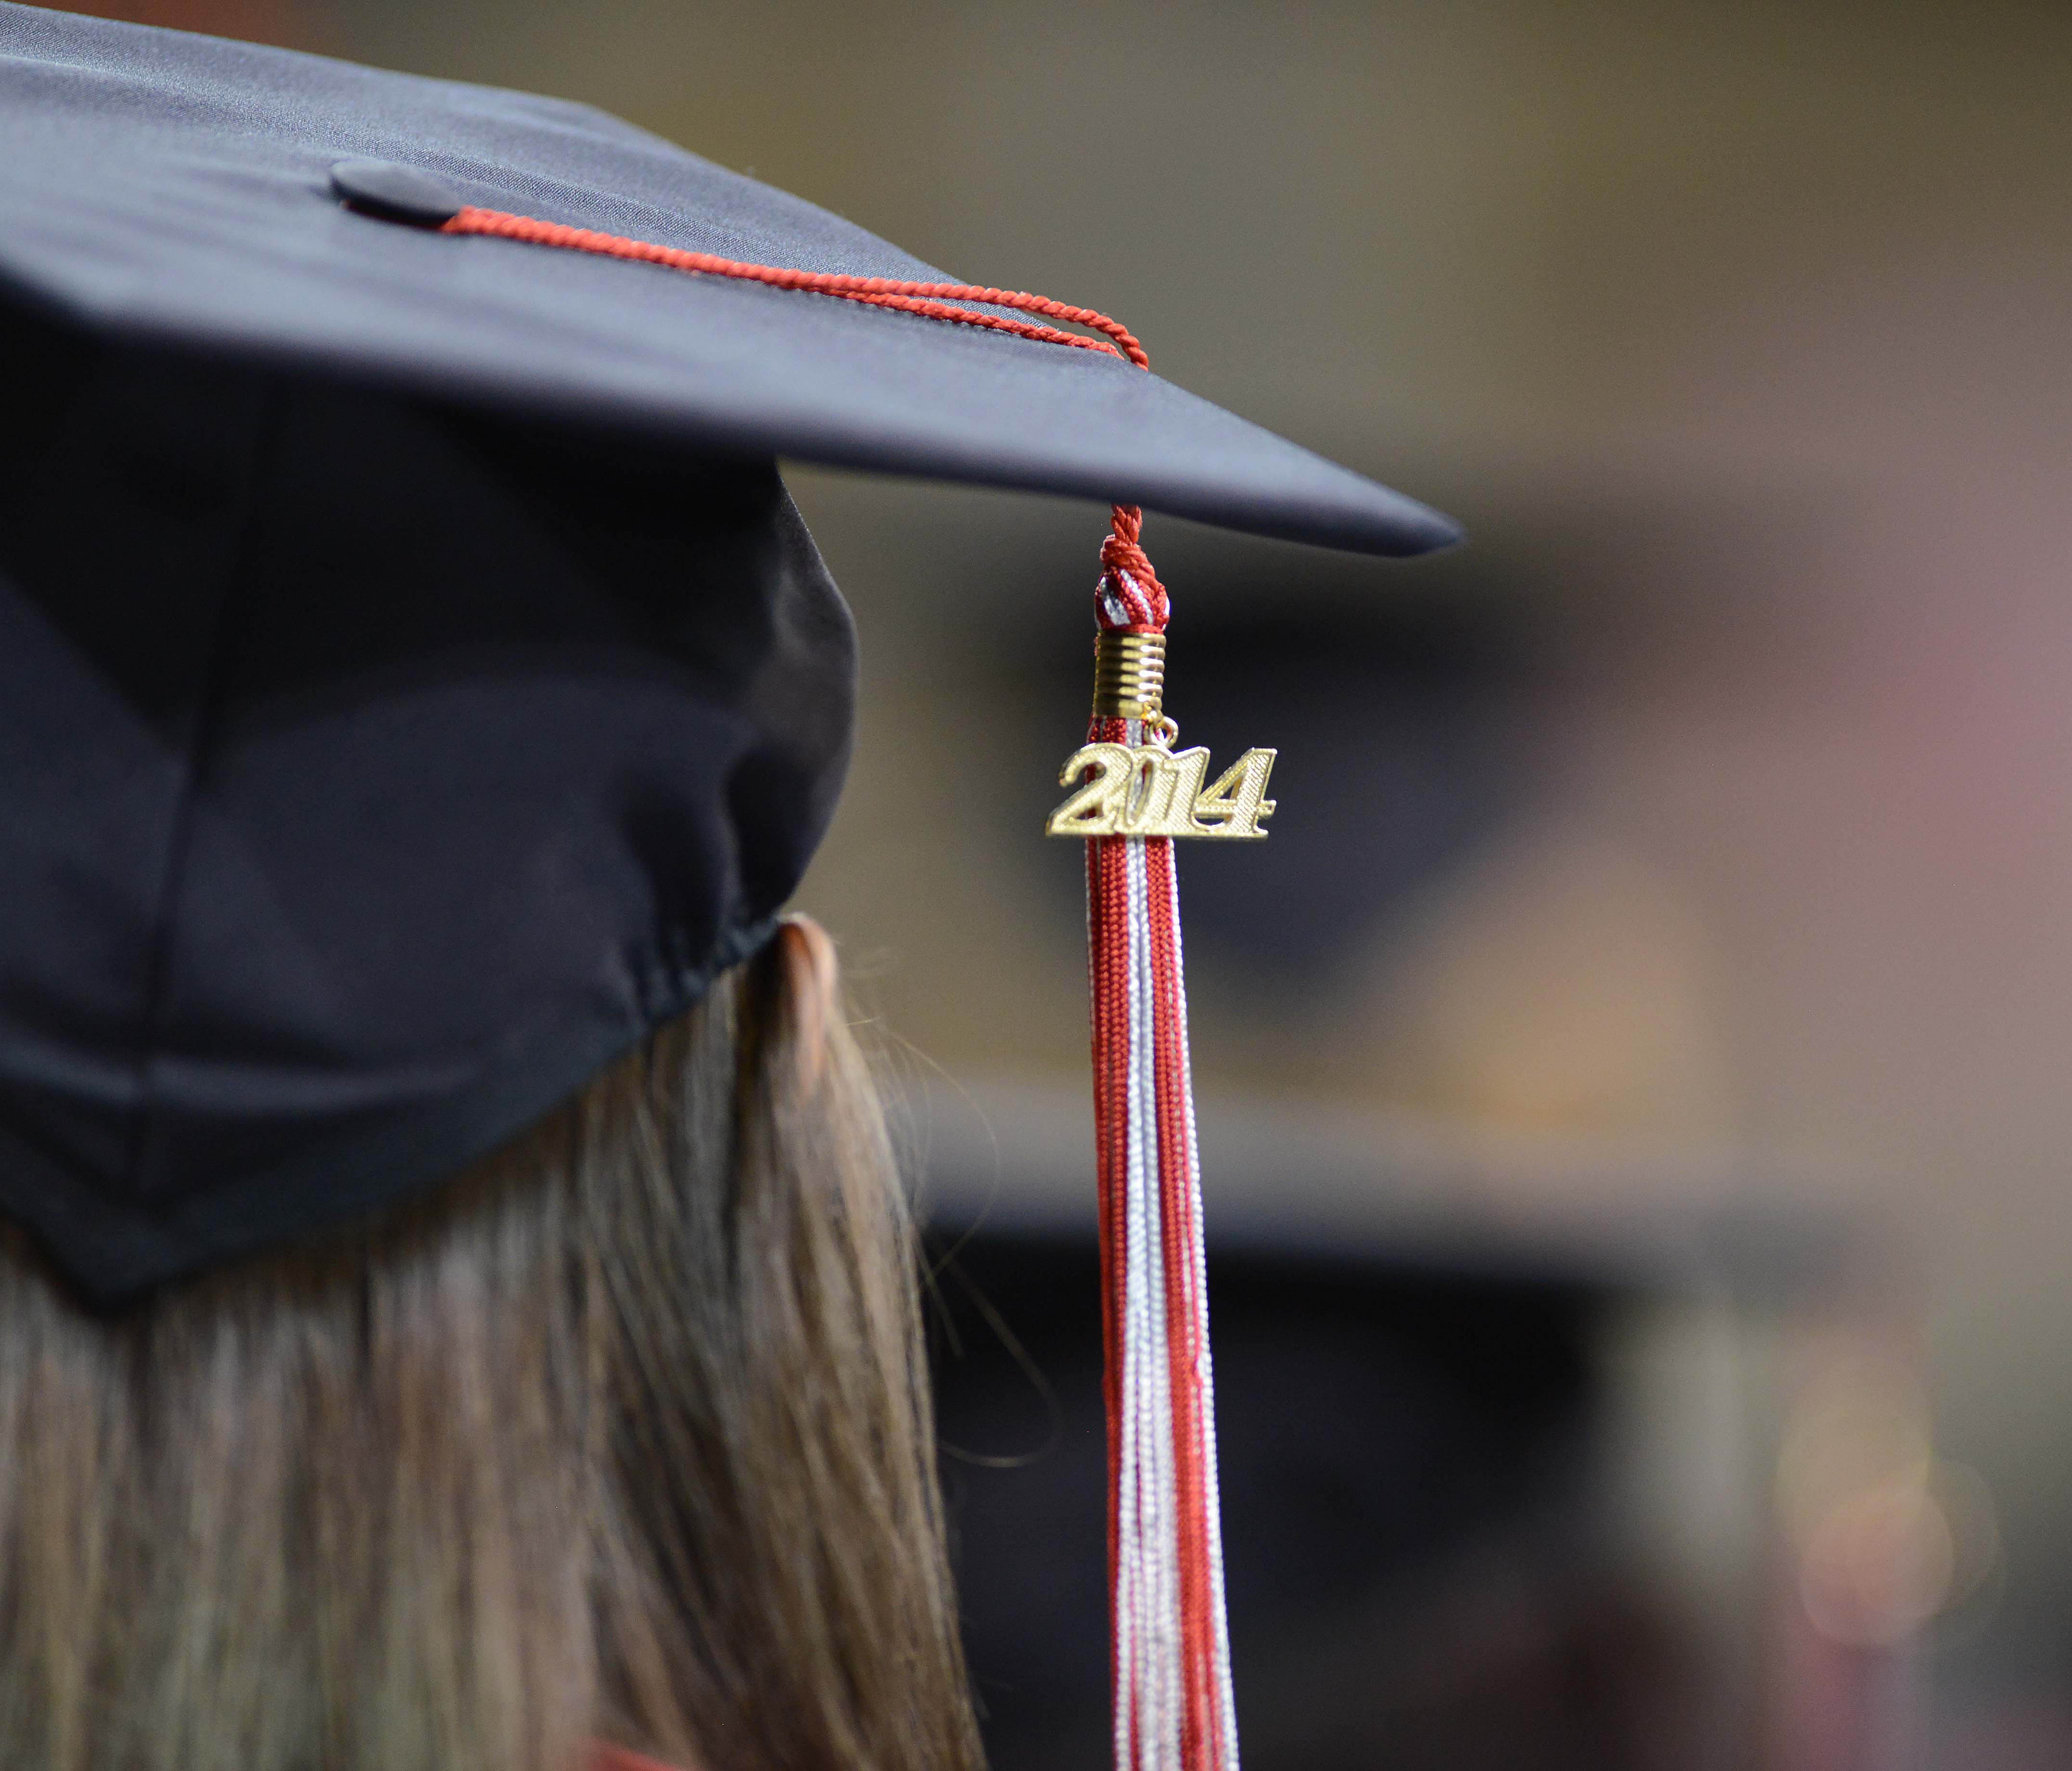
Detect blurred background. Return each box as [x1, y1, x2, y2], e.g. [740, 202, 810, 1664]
[61, 0, 2072, 1763]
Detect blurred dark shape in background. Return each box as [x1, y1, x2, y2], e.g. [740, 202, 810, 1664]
[916, 1090, 1901, 1771]
[931, 1230, 1644, 1771]
[40, 0, 2072, 1764]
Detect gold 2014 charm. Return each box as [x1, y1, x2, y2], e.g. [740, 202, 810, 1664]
[1048, 627, 1277, 839]
[1046, 738, 1277, 839]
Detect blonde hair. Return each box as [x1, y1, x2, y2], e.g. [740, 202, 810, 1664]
[0, 924, 981, 1771]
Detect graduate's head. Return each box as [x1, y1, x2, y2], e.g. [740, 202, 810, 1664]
[0, 917, 981, 1771]
[0, 295, 981, 1770]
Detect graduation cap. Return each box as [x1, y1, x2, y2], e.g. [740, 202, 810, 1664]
[0, 5, 1457, 1766]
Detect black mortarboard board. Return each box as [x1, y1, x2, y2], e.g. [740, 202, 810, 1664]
[0, 1, 1457, 1304]
[0, 2, 1454, 555]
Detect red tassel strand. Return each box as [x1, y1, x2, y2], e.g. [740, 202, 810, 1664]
[1088, 512, 1238, 1771]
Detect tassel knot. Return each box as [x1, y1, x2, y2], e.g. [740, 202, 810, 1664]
[1097, 504, 1171, 633]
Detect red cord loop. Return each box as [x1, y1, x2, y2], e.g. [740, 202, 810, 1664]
[1096, 504, 1169, 633]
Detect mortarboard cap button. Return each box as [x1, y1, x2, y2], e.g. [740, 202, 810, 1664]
[329, 158, 463, 228]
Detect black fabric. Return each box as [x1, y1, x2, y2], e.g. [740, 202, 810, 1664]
[0, 2, 1457, 557]
[0, 303, 852, 1301]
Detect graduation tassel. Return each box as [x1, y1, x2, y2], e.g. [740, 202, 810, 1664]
[1087, 512, 1238, 1771]
[401, 192, 1280, 1771]
[1049, 509, 1276, 1771]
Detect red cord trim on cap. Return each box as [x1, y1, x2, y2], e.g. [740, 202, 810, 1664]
[440, 206, 1150, 369]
